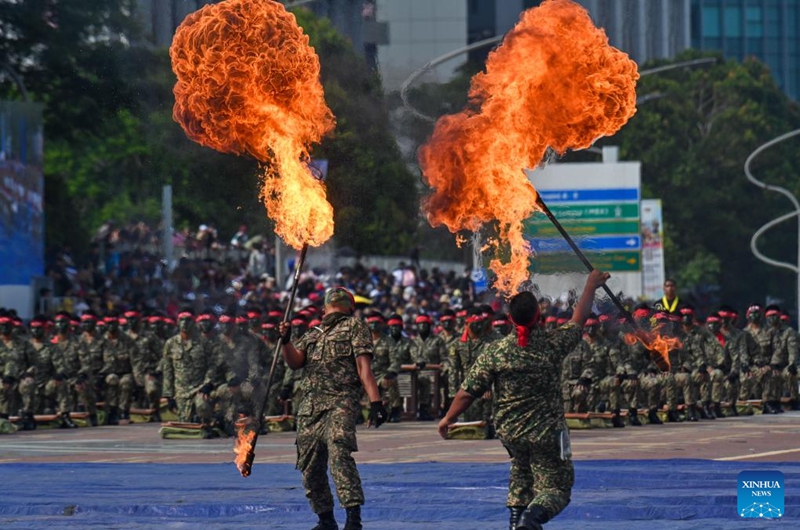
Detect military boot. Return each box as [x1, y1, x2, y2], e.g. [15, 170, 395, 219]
[611, 409, 625, 428]
[21, 412, 37, 431]
[311, 510, 338, 530]
[628, 408, 642, 426]
[728, 402, 739, 416]
[388, 407, 402, 423]
[59, 412, 78, 429]
[509, 506, 526, 529]
[713, 402, 724, 418]
[702, 403, 716, 419]
[774, 400, 785, 413]
[516, 505, 549, 530]
[152, 409, 162, 423]
[666, 409, 680, 422]
[791, 399, 800, 411]
[417, 404, 434, 421]
[106, 408, 120, 425]
[647, 407, 663, 425]
[89, 413, 98, 427]
[686, 405, 699, 422]
[343, 506, 362, 530]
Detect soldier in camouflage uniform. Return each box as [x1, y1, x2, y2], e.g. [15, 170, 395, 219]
[438, 310, 460, 350]
[259, 319, 286, 417]
[49, 312, 81, 427]
[368, 313, 400, 421]
[440, 271, 609, 530]
[412, 314, 448, 421]
[581, 315, 626, 427]
[636, 309, 667, 425]
[76, 312, 107, 423]
[560, 330, 592, 414]
[279, 287, 386, 530]
[698, 314, 728, 418]
[743, 304, 780, 413]
[386, 315, 414, 421]
[651, 312, 682, 423]
[125, 311, 163, 420]
[717, 306, 750, 416]
[214, 313, 264, 430]
[766, 305, 798, 410]
[13, 318, 39, 430]
[100, 312, 136, 423]
[617, 306, 653, 426]
[447, 308, 493, 430]
[23, 316, 59, 417]
[279, 317, 309, 415]
[162, 309, 217, 436]
[0, 313, 31, 427]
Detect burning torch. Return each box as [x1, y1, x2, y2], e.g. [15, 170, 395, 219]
[236, 244, 308, 477]
[534, 195, 672, 372]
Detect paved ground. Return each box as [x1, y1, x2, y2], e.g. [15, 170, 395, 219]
[0, 411, 798, 464]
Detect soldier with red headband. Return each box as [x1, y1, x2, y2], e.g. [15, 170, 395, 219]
[412, 314, 447, 421]
[386, 315, 413, 422]
[743, 304, 779, 413]
[100, 311, 137, 423]
[448, 307, 494, 434]
[766, 305, 798, 411]
[76, 311, 106, 424]
[50, 312, 82, 427]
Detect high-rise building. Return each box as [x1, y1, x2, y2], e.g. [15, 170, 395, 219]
[691, 0, 800, 100]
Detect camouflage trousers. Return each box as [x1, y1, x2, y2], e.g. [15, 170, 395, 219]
[417, 371, 434, 407]
[725, 375, 740, 405]
[780, 366, 798, 401]
[693, 368, 724, 404]
[17, 376, 37, 413]
[20, 379, 67, 414]
[657, 372, 678, 410]
[74, 379, 97, 415]
[640, 373, 665, 409]
[589, 376, 620, 412]
[296, 404, 364, 514]
[175, 392, 214, 424]
[620, 376, 641, 409]
[738, 366, 773, 401]
[134, 374, 163, 410]
[44, 379, 72, 414]
[103, 373, 135, 411]
[673, 372, 694, 407]
[0, 381, 19, 416]
[561, 380, 587, 413]
[378, 374, 401, 409]
[503, 431, 574, 520]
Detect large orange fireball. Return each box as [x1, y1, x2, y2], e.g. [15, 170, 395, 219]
[170, 0, 335, 248]
[418, 0, 638, 295]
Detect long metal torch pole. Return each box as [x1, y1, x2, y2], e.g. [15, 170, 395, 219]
[239, 243, 309, 477]
[534, 196, 634, 325]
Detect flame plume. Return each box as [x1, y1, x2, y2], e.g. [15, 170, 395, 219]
[234, 427, 256, 475]
[418, 0, 638, 295]
[170, 0, 335, 248]
[623, 331, 681, 372]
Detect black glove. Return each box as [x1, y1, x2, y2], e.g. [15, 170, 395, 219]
[789, 364, 798, 375]
[369, 401, 387, 428]
[167, 397, 177, 411]
[279, 384, 293, 401]
[384, 371, 398, 380]
[280, 324, 291, 345]
[577, 377, 592, 387]
[415, 362, 426, 370]
[740, 363, 750, 373]
[1, 375, 14, 385]
[199, 383, 213, 396]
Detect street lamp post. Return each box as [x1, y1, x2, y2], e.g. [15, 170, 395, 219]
[744, 128, 800, 319]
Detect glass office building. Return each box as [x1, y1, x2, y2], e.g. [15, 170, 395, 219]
[691, 0, 800, 100]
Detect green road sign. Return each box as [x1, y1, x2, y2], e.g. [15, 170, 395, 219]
[526, 202, 639, 222]
[530, 251, 641, 273]
[526, 220, 640, 237]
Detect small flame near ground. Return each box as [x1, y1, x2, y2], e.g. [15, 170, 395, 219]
[623, 330, 681, 372]
[234, 427, 256, 475]
[418, 0, 639, 296]
[170, 0, 335, 249]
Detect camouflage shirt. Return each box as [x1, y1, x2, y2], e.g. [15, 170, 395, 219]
[294, 313, 373, 415]
[28, 340, 57, 386]
[51, 335, 82, 379]
[582, 335, 623, 380]
[412, 334, 447, 365]
[78, 333, 107, 377]
[744, 324, 772, 365]
[448, 336, 490, 397]
[127, 331, 162, 380]
[461, 324, 582, 442]
[102, 332, 136, 375]
[721, 326, 756, 370]
[162, 333, 215, 399]
[770, 325, 798, 368]
[388, 335, 415, 373]
[371, 334, 392, 378]
[0, 336, 27, 380]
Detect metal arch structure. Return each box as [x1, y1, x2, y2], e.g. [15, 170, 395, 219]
[744, 128, 800, 317]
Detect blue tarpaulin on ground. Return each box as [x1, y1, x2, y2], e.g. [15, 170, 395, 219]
[0, 460, 797, 529]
